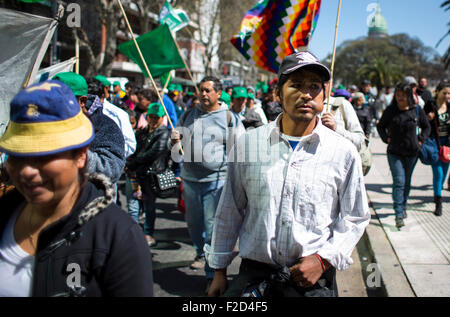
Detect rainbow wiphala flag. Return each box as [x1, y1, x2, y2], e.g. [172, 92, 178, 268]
[230, 0, 321, 74]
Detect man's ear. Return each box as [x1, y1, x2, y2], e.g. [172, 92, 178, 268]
[275, 87, 282, 104]
[78, 95, 88, 107]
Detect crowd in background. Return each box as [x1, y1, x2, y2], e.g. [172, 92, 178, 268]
[0, 65, 448, 296]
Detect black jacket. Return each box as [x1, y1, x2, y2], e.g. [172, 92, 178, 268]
[126, 125, 170, 179]
[377, 104, 431, 157]
[424, 99, 450, 139]
[418, 88, 433, 105]
[0, 174, 153, 297]
[263, 101, 282, 122]
[353, 105, 372, 136]
[242, 108, 264, 130]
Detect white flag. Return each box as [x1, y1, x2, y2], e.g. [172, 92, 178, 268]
[31, 57, 77, 85]
[0, 8, 58, 136]
[159, 1, 190, 33]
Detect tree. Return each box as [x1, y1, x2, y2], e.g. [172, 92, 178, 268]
[175, 0, 221, 76]
[326, 33, 447, 90]
[174, 0, 265, 82]
[437, 0, 450, 69]
[357, 56, 402, 97]
[71, 0, 164, 77]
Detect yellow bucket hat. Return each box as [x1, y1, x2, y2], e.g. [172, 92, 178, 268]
[0, 80, 94, 157]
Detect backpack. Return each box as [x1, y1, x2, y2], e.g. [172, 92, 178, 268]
[332, 98, 372, 176]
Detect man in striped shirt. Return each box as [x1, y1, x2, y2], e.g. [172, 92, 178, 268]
[205, 51, 370, 297]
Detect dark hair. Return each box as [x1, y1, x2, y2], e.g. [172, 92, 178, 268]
[69, 147, 89, 187]
[390, 82, 414, 107]
[276, 66, 328, 93]
[125, 108, 137, 119]
[86, 78, 105, 98]
[436, 79, 450, 94]
[277, 74, 289, 92]
[276, 72, 326, 99]
[140, 89, 156, 102]
[200, 76, 222, 92]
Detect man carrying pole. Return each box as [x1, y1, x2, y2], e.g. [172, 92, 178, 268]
[205, 51, 370, 297]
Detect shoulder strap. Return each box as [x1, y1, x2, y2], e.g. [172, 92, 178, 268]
[339, 103, 347, 130]
[226, 110, 232, 127]
[330, 97, 346, 128]
[182, 107, 195, 124]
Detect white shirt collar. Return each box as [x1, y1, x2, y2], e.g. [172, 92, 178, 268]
[267, 113, 324, 145]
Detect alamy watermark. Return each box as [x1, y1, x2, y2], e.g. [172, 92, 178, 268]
[66, 262, 81, 289]
[66, 3, 81, 28]
[366, 2, 378, 28]
[366, 263, 382, 288]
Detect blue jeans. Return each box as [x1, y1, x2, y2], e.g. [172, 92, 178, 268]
[432, 137, 450, 196]
[387, 153, 418, 218]
[183, 179, 225, 279]
[125, 174, 141, 224]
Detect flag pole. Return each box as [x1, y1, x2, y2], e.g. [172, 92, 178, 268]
[326, 0, 342, 112]
[116, 0, 183, 154]
[75, 35, 80, 74]
[163, 72, 173, 91]
[306, 0, 318, 49]
[168, 30, 200, 96]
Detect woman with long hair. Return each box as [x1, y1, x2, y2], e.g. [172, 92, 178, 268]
[424, 80, 450, 216]
[0, 81, 153, 296]
[377, 82, 431, 228]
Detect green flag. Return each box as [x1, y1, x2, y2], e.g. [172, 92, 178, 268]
[118, 24, 185, 78]
[17, 0, 51, 5]
[159, 0, 189, 32]
[160, 72, 172, 88]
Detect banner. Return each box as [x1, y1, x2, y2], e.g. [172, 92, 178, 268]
[31, 57, 77, 85]
[230, 0, 321, 73]
[0, 8, 58, 135]
[159, 0, 190, 33]
[118, 24, 185, 78]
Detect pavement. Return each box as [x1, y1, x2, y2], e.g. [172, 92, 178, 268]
[117, 135, 450, 297]
[363, 136, 450, 297]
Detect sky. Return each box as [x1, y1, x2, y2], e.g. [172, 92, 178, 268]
[308, 0, 450, 61]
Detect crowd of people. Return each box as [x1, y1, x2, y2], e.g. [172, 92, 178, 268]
[0, 50, 448, 297]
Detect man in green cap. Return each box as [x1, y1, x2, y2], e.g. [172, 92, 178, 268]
[247, 92, 268, 125]
[53, 72, 88, 97]
[95, 75, 114, 104]
[113, 81, 126, 99]
[52, 72, 126, 186]
[168, 83, 185, 118]
[219, 91, 231, 108]
[231, 86, 264, 130]
[95, 75, 111, 87]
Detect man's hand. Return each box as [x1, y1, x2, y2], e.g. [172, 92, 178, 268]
[321, 113, 337, 131]
[171, 129, 181, 145]
[208, 270, 228, 297]
[427, 112, 435, 121]
[289, 255, 325, 288]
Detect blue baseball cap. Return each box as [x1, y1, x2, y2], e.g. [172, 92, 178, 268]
[0, 80, 94, 157]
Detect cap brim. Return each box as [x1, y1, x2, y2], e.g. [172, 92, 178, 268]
[0, 111, 94, 157]
[282, 63, 331, 81]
